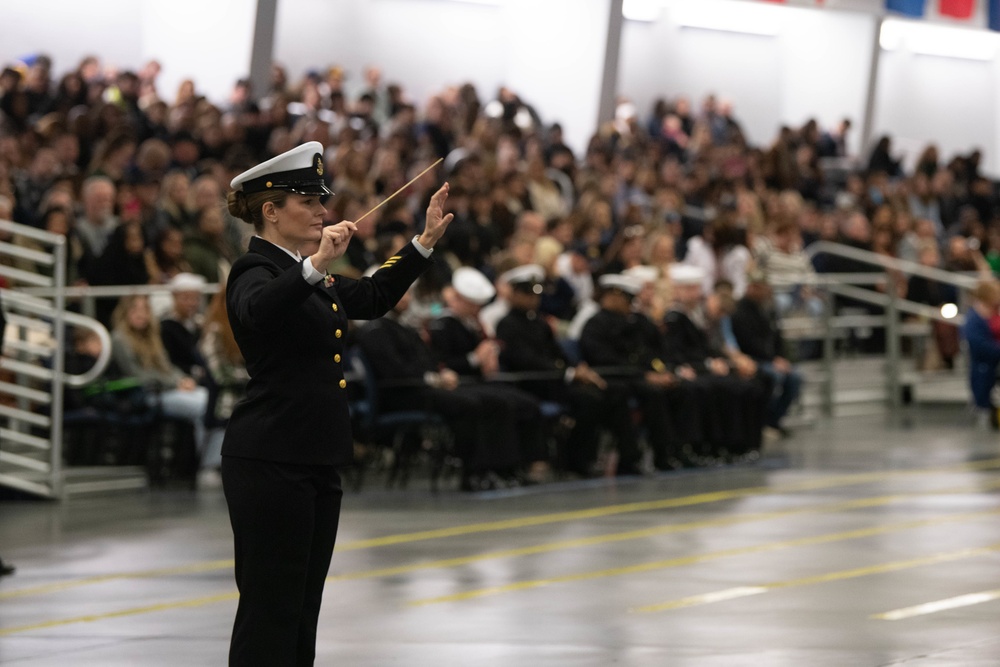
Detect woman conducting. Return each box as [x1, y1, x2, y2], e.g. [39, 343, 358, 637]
[222, 141, 453, 665]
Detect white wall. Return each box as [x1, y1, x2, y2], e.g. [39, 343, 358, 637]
[273, 0, 506, 107]
[273, 0, 612, 154]
[0, 0, 144, 79]
[0, 0, 255, 105]
[619, 0, 874, 155]
[874, 49, 997, 174]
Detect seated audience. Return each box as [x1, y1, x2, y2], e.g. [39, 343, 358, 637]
[427, 267, 546, 488]
[495, 264, 639, 477]
[664, 264, 767, 459]
[580, 273, 694, 472]
[198, 282, 248, 475]
[730, 270, 803, 436]
[109, 294, 208, 451]
[355, 286, 491, 486]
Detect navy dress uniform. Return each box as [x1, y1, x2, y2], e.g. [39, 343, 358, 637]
[579, 273, 696, 472]
[663, 264, 767, 458]
[427, 267, 543, 483]
[221, 142, 438, 666]
[495, 265, 640, 476]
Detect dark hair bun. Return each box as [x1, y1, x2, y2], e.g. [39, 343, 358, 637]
[227, 190, 253, 223]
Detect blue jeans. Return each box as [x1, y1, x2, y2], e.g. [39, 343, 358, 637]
[759, 362, 803, 428]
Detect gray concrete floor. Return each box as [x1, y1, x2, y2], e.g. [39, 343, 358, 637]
[2, 406, 1000, 666]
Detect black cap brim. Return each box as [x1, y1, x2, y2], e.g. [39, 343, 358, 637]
[287, 183, 334, 196]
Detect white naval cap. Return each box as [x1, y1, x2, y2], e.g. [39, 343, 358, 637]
[452, 267, 496, 305]
[230, 141, 333, 196]
[597, 273, 643, 296]
[667, 263, 706, 286]
[622, 265, 659, 286]
[168, 272, 207, 292]
[500, 264, 545, 290]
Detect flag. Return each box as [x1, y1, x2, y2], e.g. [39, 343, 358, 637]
[886, 0, 927, 16]
[990, 0, 1000, 30]
[939, 0, 975, 18]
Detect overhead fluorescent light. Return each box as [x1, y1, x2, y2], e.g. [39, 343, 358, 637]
[672, 0, 780, 37]
[880, 19, 998, 61]
[623, 0, 663, 22]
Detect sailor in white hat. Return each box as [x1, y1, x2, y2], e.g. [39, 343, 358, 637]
[667, 263, 706, 288]
[597, 272, 643, 297]
[500, 263, 545, 293]
[161, 271, 208, 380]
[220, 142, 454, 665]
[451, 266, 497, 306]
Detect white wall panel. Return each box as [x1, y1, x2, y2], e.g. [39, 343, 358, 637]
[874, 49, 996, 174]
[0, 0, 143, 79]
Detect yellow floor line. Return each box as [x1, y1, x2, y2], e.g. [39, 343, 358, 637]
[407, 509, 1000, 607]
[872, 589, 1000, 620]
[0, 560, 235, 601]
[340, 458, 1000, 551]
[329, 479, 1000, 583]
[4, 492, 999, 636]
[0, 592, 239, 637]
[635, 544, 1000, 613]
[3, 458, 998, 603]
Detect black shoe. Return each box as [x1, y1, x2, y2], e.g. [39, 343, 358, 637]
[0, 559, 15, 577]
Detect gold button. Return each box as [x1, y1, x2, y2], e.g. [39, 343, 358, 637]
[335, 329, 342, 338]
[332, 303, 338, 312]
[339, 379, 347, 389]
[266, 181, 273, 188]
[334, 354, 341, 363]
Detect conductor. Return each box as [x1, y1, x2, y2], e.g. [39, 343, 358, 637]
[221, 142, 453, 665]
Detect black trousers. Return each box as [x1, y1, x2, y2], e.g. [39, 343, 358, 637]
[221, 456, 344, 667]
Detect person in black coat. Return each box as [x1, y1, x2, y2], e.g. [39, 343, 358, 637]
[579, 274, 695, 472]
[663, 265, 767, 458]
[87, 221, 150, 327]
[495, 265, 639, 477]
[221, 141, 454, 666]
[427, 267, 545, 486]
[159, 272, 210, 383]
[354, 287, 487, 476]
[731, 272, 802, 434]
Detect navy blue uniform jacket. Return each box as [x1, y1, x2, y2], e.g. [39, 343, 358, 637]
[222, 237, 431, 466]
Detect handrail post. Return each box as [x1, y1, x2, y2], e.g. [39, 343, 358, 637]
[50, 237, 67, 499]
[821, 286, 835, 418]
[885, 272, 902, 414]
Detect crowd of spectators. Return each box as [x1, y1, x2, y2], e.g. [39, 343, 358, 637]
[3, 52, 999, 487]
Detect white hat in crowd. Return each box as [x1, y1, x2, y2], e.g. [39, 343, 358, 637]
[452, 267, 496, 305]
[667, 264, 706, 287]
[622, 265, 659, 286]
[597, 273, 643, 296]
[169, 272, 207, 292]
[500, 264, 545, 293]
[230, 141, 333, 197]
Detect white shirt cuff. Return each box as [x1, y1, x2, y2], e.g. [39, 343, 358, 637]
[302, 258, 325, 285]
[412, 236, 433, 258]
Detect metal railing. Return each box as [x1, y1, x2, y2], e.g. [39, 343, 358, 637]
[786, 241, 980, 416]
[0, 220, 116, 499]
